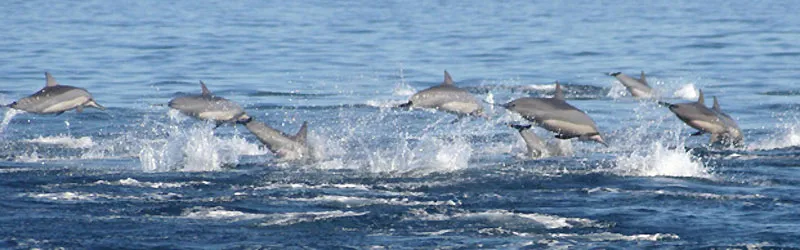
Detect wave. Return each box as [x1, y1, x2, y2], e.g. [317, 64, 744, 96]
[22, 135, 95, 149]
[93, 178, 212, 189]
[258, 210, 369, 227]
[23, 191, 182, 202]
[408, 209, 601, 230]
[750, 121, 800, 150]
[282, 195, 457, 208]
[760, 89, 800, 96]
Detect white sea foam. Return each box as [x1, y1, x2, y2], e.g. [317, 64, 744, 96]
[284, 195, 457, 208]
[93, 178, 211, 188]
[550, 232, 679, 242]
[365, 135, 472, 175]
[24, 191, 181, 202]
[259, 210, 369, 226]
[181, 206, 266, 221]
[22, 135, 95, 149]
[524, 84, 556, 91]
[612, 141, 711, 178]
[410, 209, 599, 229]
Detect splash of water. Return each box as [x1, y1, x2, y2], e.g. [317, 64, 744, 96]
[750, 121, 800, 150]
[0, 108, 23, 136]
[673, 83, 698, 100]
[612, 141, 711, 178]
[138, 123, 265, 172]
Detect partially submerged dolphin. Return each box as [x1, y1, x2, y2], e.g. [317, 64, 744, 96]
[399, 71, 485, 117]
[6, 72, 105, 114]
[659, 90, 740, 146]
[711, 96, 744, 147]
[509, 124, 546, 158]
[500, 83, 607, 146]
[244, 119, 310, 161]
[168, 81, 250, 125]
[509, 124, 570, 158]
[609, 71, 653, 98]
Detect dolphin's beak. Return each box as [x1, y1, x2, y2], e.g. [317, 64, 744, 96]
[236, 114, 253, 124]
[87, 100, 106, 110]
[590, 134, 609, 147]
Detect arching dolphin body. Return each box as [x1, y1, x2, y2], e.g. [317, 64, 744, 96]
[7, 72, 105, 114]
[660, 90, 740, 146]
[501, 83, 607, 146]
[711, 96, 744, 147]
[399, 71, 484, 117]
[244, 120, 309, 161]
[609, 71, 653, 98]
[168, 81, 250, 125]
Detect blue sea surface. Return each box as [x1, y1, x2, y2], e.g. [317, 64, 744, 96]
[1, 1, 799, 248]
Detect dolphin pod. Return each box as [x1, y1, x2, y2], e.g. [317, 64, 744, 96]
[6, 72, 105, 114]
[2, 70, 746, 161]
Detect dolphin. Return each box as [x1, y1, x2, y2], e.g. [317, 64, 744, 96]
[399, 71, 485, 117]
[659, 90, 735, 146]
[168, 81, 251, 125]
[509, 124, 548, 158]
[6, 72, 105, 114]
[711, 96, 744, 147]
[244, 119, 309, 161]
[500, 83, 607, 147]
[609, 71, 653, 98]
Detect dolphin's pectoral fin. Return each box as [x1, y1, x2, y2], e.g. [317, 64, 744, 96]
[708, 133, 721, 145]
[55, 111, 65, 116]
[398, 101, 412, 108]
[690, 131, 705, 136]
[214, 121, 224, 129]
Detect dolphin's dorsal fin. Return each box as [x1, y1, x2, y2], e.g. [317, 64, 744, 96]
[697, 89, 704, 104]
[553, 81, 565, 100]
[639, 71, 649, 86]
[712, 96, 721, 112]
[45, 72, 59, 87]
[292, 121, 308, 143]
[442, 70, 454, 85]
[199, 81, 211, 96]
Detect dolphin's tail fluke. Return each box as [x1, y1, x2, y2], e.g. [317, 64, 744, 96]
[292, 121, 308, 144]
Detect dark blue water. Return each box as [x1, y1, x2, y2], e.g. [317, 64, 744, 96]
[1, 1, 799, 248]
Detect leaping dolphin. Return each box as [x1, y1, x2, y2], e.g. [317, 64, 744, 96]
[711, 96, 744, 147]
[609, 71, 654, 98]
[6, 72, 105, 114]
[244, 119, 310, 161]
[500, 83, 607, 147]
[399, 71, 485, 117]
[659, 90, 737, 146]
[168, 81, 251, 125]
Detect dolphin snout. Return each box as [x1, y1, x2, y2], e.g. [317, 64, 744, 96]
[86, 100, 106, 110]
[589, 134, 609, 147]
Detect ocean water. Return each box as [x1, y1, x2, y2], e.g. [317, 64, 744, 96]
[1, 1, 799, 248]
